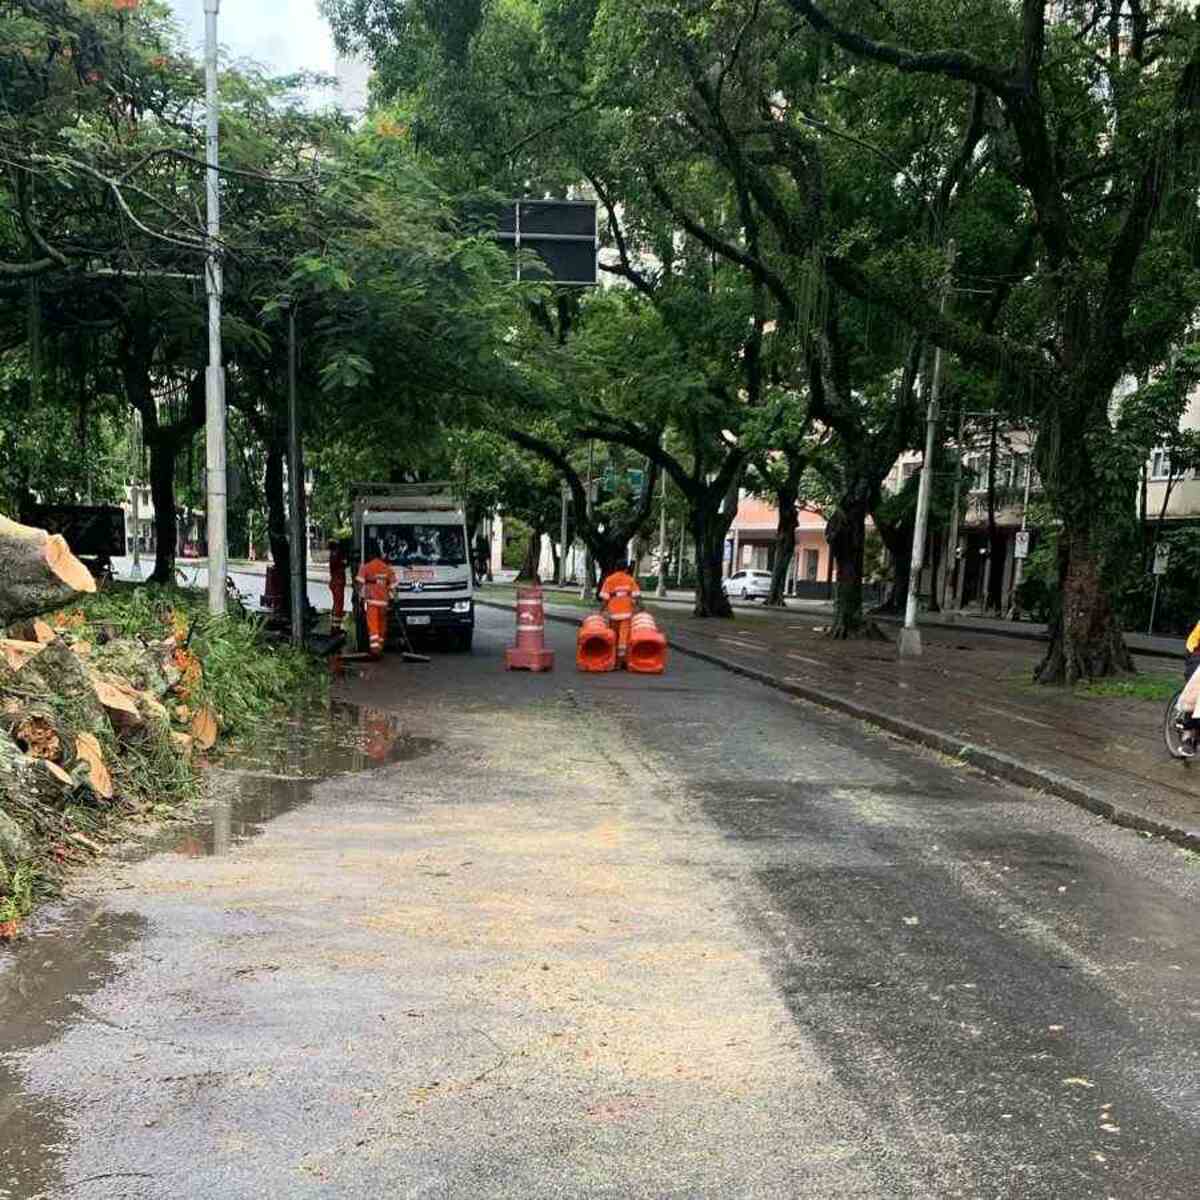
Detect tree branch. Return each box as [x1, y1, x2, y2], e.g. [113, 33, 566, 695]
[781, 0, 1013, 96]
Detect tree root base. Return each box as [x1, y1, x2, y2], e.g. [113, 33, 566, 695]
[826, 619, 891, 642]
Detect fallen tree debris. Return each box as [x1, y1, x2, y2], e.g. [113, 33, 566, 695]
[0, 582, 325, 940]
[0, 514, 96, 622]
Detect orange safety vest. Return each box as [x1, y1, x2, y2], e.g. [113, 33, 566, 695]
[1188, 620, 1200, 656]
[356, 557, 396, 608]
[600, 570, 641, 620]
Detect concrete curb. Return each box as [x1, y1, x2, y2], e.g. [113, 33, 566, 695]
[479, 599, 1200, 854]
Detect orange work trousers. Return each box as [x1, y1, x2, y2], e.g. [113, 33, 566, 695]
[366, 601, 388, 658]
[612, 615, 631, 663]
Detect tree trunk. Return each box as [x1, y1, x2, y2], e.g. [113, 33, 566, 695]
[264, 439, 291, 620]
[146, 434, 179, 585]
[0, 515, 95, 622]
[1034, 525, 1134, 684]
[765, 491, 799, 607]
[986, 525, 1007, 614]
[826, 493, 882, 638]
[926, 527, 942, 614]
[517, 524, 543, 583]
[870, 506, 911, 616]
[692, 505, 733, 618]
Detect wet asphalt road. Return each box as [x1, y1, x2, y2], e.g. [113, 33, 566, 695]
[2, 606, 1199, 1198]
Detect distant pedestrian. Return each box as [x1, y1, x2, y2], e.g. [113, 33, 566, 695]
[355, 554, 396, 659]
[599, 562, 641, 664]
[328, 539, 347, 623]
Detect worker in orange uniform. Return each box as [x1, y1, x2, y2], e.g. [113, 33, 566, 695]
[599, 561, 641, 665]
[328, 539, 347, 624]
[355, 554, 396, 659]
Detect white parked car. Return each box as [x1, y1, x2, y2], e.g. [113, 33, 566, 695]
[723, 569, 773, 601]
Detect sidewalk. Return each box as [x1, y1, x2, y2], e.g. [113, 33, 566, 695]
[480, 588, 1200, 849]
[167, 558, 330, 584]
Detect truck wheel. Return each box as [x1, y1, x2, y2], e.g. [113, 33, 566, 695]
[455, 629, 473, 653]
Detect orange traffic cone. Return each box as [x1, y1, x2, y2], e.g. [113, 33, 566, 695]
[505, 586, 555, 672]
[576, 613, 617, 672]
[627, 611, 667, 674]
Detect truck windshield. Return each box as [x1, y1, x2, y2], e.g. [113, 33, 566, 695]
[365, 524, 467, 568]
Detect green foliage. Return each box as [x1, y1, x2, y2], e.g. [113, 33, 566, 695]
[76, 585, 326, 734]
[1079, 674, 1179, 702]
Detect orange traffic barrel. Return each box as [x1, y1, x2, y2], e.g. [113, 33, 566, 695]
[627, 611, 667, 674]
[576, 613, 617, 672]
[505, 586, 555, 671]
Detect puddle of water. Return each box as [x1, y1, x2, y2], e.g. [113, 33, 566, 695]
[0, 703, 438, 1195]
[0, 906, 146, 1200]
[167, 701, 438, 859]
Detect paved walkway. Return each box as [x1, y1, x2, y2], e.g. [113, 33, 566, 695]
[482, 588, 1200, 843]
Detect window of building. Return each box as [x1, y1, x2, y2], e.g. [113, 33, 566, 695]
[1011, 453, 1030, 490]
[1150, 449, 1173, 481]
[804, 549, 820, 581]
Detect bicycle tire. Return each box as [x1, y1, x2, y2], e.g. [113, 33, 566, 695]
[1164, 688, 1188, 759]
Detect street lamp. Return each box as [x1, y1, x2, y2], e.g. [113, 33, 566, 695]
[203, 0, 228, 615]
[899, 241, 956, 660]
[279, 296, 306, 646]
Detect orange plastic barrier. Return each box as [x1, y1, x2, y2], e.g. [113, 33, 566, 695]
[627, 611, 667, 675]
[576, 613, 617, 673]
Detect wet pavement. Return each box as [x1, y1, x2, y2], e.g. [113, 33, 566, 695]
[1, 607, 1198, 1197]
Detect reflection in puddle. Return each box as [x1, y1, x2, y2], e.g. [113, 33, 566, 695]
[169, 701, 438, 858]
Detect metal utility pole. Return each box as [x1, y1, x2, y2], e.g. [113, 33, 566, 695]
[129, 411, 143, 581]
[581, 441, 595, 601]
[900, 241, 956, 659]
[656, 471, 668, 598]
[284, 300, 306, 646]
[1007, 441, 1035, 618]
[559, 482, 569, 585]
[203, 0, 228, 615]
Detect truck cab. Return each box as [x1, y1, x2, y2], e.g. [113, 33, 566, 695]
[351, 483, 474, 652]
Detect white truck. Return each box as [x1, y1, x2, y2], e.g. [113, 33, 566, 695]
[350, 482, 475, 653]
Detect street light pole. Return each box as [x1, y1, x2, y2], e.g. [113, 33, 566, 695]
[581, 440, 595, 601]
[899, 241, 956, 659]
[129, 411, 143, 581]
[203, 0, 228, 616]
[559, 482, 569, 586]
[656, 471, 668, 598]
[283, 300, 305, 646]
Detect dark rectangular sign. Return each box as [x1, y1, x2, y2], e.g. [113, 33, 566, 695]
[490, 198, 597, 286]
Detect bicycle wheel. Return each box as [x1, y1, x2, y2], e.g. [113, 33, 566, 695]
[1164, 688, 1189, 759]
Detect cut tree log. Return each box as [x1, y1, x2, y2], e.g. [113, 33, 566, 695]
[75, 733, 114, 800]
[190, 705, 218, 751]
[170, 732, 193, 759]
[91, 676, 143, 731]
[32, 619, 56, 645]
[0, 514, 95, 622]
[27, 757, 75, 805]
[1, 639, 45, 672]
[27, 641, 106, 731]
[1, 707, 73, 767]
